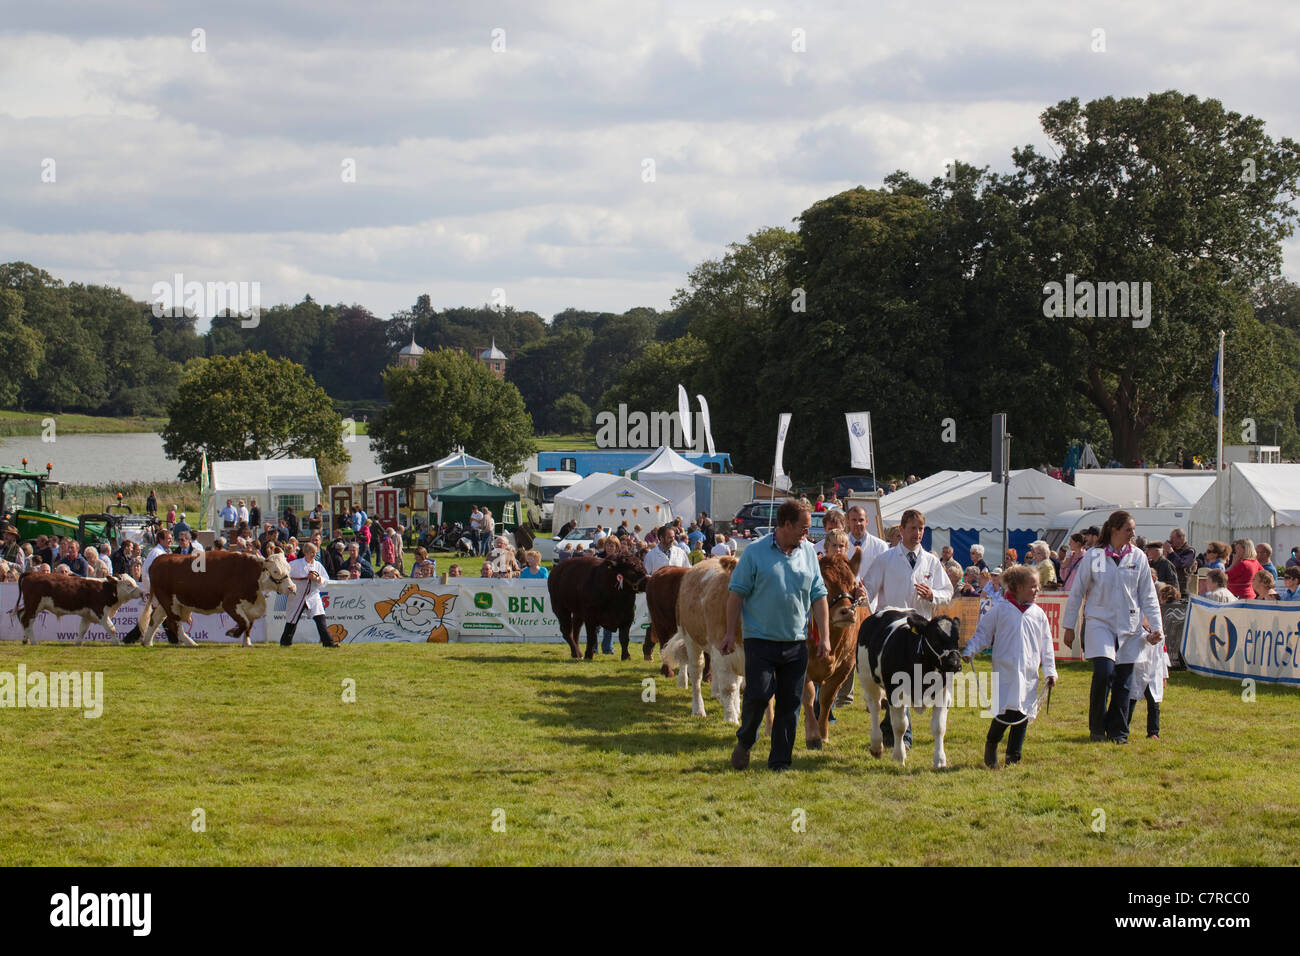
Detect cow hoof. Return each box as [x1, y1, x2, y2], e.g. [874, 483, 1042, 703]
[643, 651, 655, 662]
[806, 738, 822, 750]
[869, 745, 883, 758]
[620, 651, 631, 661]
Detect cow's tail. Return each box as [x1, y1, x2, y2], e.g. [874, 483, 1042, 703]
[662, 633, 688, 671]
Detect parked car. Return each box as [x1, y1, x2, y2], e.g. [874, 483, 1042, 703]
[833, 475, 878, 498]
[732, 500, 781, 536]
[551, 527, 602, 564]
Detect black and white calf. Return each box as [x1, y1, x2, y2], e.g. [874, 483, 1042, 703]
[856, 609, 963, 768]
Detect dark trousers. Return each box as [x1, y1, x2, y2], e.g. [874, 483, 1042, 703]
[1127, 689, 1161, 737]
[1088, 658, 1134, 740]
[280, 614, 333, 646]
[987, 710, 1029, 761]
[736, 638, 806, 769]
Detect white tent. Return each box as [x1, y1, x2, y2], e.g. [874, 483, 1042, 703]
[1149, 473, 1215, 508]
[628, 445, 708, 521]
[883, 469, 1110, 558]
[551, 473, 670, 532]
[1187, 463, 1300, 557]
[206, 459, 322, 529]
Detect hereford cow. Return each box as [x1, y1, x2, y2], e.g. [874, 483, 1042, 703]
[802, 550, 869, 750]
[548, 552, 648, 659]
[133, 550, 295, 647]
[644, 565, 689, 676]
[856, 608, 963, 768]
[13, 573, 143, 645]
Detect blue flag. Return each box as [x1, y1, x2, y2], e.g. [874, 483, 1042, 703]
[1211, 349, 1221, 417]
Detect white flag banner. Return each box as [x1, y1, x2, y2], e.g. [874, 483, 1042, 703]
[773, 413, 792, 482]
[696, 394, 717, 456]
[676, 383, 693, 448]
[846, 411, 873, 470]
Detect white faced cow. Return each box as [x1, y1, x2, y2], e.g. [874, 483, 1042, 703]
[136, 550, 295, 647]
[856, 608, 963, 768]
[13, 572, 143, 645]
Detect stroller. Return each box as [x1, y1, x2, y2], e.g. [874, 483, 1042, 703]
[430, 522, 467, 552]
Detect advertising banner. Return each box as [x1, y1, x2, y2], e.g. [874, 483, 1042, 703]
[1182, 595, 1300, 684]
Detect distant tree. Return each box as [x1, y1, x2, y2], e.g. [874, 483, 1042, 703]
[551, 393, 592, 433]
[318, 304, 390, 401]
[507, 326, 593, 432]
[0, 288, 43, 408]
[369, 348, 535, 480]
[160, 352, 349, 482]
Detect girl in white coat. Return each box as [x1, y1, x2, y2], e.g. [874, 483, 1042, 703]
[1062, 510, 1163, 743]
[962, 565, 1057, 767]
[1128, 629, 1169, 740]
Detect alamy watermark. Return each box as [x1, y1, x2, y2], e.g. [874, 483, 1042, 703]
[151, 272, 261, 327]
[594, 403, 708, 450]
[1042, 274, 1152, 328]
[0, 665, 103, 718]
[889, 666, 999, 717]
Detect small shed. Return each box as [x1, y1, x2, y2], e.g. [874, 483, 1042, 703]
[206, 459, 322, 530]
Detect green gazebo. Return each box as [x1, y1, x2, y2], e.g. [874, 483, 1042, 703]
[429, 476, 520, 528]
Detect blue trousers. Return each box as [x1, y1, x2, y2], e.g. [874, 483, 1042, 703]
[1089, 657, 1134, 740]
[736, 638, 806, 769]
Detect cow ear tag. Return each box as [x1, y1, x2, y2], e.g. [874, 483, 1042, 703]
[617, 574, 624, 590]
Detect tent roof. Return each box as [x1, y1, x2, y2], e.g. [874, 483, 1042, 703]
[883, 469, 1109, 531]
[429, 476, 517, 501]
[431, 450, 493, 470]
[1149, 473, 1215, 508]
[209, 459, 321, 493]
[628, 445, 709, 477]
[554, 472, 667, 505]
[1190, 463, 1300, 530]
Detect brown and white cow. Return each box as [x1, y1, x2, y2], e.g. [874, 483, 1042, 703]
[13, 572, 143, 645]
[644, 564, 689, 676]
[135, 550, 295, 647]
[802, 550, 868, 750]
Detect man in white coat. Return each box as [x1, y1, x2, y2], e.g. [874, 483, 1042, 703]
[278, 541, 338, 647]
[833, 504, 891, 707]
[1062, 510, 1162, 743]
[962, 565, 1057, 767]
[861, 508, 954, 747]
[644, 525, 690, 577]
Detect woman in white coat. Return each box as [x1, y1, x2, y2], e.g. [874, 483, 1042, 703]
[1062, 510, 1163, 743]
[962, 565, 1057, 767]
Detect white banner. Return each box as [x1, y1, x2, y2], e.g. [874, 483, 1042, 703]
[677, 384, 693, 448]
[845, 411, 873, 470]
[696, 394, 716, 456]
[1182, 595, 1300, 684]
[0, 584, 268, 644]
[773, 412, 792, 483]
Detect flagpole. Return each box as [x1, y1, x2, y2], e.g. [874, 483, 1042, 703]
[1216, 330, 1226, 541]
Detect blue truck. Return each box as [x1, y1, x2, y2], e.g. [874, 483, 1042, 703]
[536, 450, 733, 477]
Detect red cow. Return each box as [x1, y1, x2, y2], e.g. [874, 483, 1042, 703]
[548, 553, 648, 659]
[13, 573, 143, 645]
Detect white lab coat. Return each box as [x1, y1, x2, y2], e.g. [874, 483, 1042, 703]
[287, 557, 329, 619]
[862, 544, 953, 619]
[964, 596, 1057, 718]
[1130, 636, 1169, 703]
[644, 544, 690, 576]
[1062, 546, 1163, 663]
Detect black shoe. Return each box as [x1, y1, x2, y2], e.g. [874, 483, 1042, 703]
[984, 741, 999, 768]
[320, 640, 338, 648]
[730, 742, 750, 771]
[121, 625, 141, 645]
[1005, 753, 1021, 766]
[1090, 733, 1105, 742]
[769, 764, 790, 773]
[1108, 736, 1129, 745]
[280, 637, 292, 646]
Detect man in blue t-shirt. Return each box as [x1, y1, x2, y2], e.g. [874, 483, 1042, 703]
[722, 498, 829, 772]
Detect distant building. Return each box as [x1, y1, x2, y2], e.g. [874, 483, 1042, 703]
[477, 340, 507, 378]
[396, 332, 424, 370]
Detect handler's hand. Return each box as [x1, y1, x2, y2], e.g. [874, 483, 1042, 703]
[1046, 676, 1057, 688]
[914, 582, 934, 601]
[817, 637, 831, 660]
[1063, 627, 1075, 648]
[720, 631, 738, 655]
[961, 655, 972, 665]
[1146, 630, 1163, 645]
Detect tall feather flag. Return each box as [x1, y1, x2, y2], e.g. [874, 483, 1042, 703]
[773, 413, 792, 486]
[676, 384, 693, 448]
[696, 394, 717, 456]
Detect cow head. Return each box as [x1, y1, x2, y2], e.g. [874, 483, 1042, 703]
[260, 551, 297, 595]
[110, 574, 143, 606]
[819, 548, 863, 628]
[605, 552, 648, 593]
[911, 613, 963, 674]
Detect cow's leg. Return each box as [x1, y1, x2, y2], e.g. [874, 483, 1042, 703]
[21, 610, 36, 646]
[555, 609, 579, 658]
[931, 704, 950, 770]
[174, 610, 198, 647]
[719, 651, 745, 726]
[104, 613, 120, 645]
[763, 694, 774, 737]
[74, 616, 93, 647]
[684, 633, 706, 717]
[803, 679, 821, 749]
[819, 672, 846, 746]
[618, 624, 631, 661]
[889, 700, 909, 765]
[644, 625, 657, 663]
[582, 617, 598, 660]
[859, 648, 885, 758]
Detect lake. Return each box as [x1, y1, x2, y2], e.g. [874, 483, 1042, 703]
[0, 433, 382, 486]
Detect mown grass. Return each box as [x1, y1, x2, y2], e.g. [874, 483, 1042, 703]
[0, 410, 167, 437]
[0, 643, 1296, 866]
[533, 434, 597, 452]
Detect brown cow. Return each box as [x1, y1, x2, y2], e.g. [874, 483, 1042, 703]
[548, 552, 648, 659]
[644, 565, 689, 675]
[13, 573, 143, 645]
[802, 549, 868, 749]
[135, 550, 295, 647]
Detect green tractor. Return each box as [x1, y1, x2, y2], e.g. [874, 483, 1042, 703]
[0, 461, 109, 547]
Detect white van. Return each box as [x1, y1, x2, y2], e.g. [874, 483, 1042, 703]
[526, 470, 584, 528]
[1044, 508, 1194, 551]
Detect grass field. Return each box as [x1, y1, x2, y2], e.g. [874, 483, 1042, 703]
[533, 433, 597, 452]
[0, 410, 166, 437]
[1, 642, 1297, 866]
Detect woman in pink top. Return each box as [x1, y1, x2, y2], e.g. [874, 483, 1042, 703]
[1226, 539, 1262, 599]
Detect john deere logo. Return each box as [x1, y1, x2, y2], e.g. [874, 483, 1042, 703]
[1208, 615, 1238, 662]
[474, 592, 493, 610]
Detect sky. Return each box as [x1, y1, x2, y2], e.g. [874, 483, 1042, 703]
[2, 0, 1297, 328]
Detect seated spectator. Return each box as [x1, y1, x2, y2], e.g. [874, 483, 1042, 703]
[344, 542, 374, 579]
[489, 536, 520, 577]
[447, 563, 463, 579]
[1202, 541, 1229, 570]
[480, 562, 493, 578]
[982, 568, 1003, 599]
[335, 569, 352, 581]
[710, 534, 729, 558]
[688, 543, 706, 565]
[1256, 542, 1278, 579]
[519, 550, 548, 579]
[1204, 568, 1235, 603]
[1280, 566, 1300, 600]
[969, 544, 989, 572]
[960, 566, 981, 597]
[54, 563, 72, 575]
[410, 547, 437, 579]
[1253, 569, 1280, 601]
[379, 563, 401, 579]
[1004, 547, 1019, 568]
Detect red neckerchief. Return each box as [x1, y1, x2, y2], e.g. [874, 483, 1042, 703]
[1004, 592, 1034, 614]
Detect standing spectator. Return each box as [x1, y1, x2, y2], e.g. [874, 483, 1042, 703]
[710, 534, 730, 558]
[470, 505, 484, 553]
[722, 498, 829, 773]
[248, 499, 262, 532]
[1287, 547, 1300, 570]
[380, 530, 398, 570]
[172, 512, 191, 538]
[237, 499, 249, 526]
[1062, 510, 1163, 744]
[814, 494, 826, 513]
[284, 505, 300, 540]
[220, 498, 237, 530]
[166, 504, 177, 528]
[698, 512, 714, 543]
[1225, 539, 1262, 599]
[1, 526, 21, 564]
[480, 508, 496, 557]
[146, 490, 158, 517]
[1060, 534, 1087, 591]
[63, 541, 90, 577]
[1256, 542, 1278, 579]
[1145, 541, 1178, 591]
[308, 503, 324, 534]
[644, 525, 690, 576]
